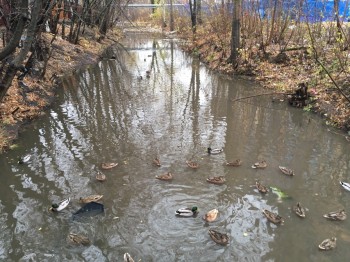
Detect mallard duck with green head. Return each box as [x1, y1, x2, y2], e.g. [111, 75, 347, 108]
[340, 181, 350, 191]
[208, 229, 229, 245]
[318, 237, 336, 250]
[49, 197, 70, 212]
[323, 209, 346, 221]
[262, 209, 284, 224]
[207, 147, 224, 155]
[124, 253, 134, 262]
[175, 206, 198, 217]
[293, 202, 306, 218]
[206, 176, 226, 185]
[18, 154, 31, 164]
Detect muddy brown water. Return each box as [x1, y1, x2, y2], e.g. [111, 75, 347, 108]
[1, 33, 350, 261]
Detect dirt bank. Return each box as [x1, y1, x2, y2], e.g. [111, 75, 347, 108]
[0, 27, 123, 152]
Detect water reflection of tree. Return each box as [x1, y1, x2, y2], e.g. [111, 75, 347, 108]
[182, 57, 201, 154]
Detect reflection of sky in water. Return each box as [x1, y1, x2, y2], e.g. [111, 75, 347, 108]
[0, 36, 350, 261]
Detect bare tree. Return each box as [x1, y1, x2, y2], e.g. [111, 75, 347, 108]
[0, 0, 43, 102]
[229, 0, 241, 65]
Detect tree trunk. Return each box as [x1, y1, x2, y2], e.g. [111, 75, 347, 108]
[189, 0, 197, 33]
[0, 0, 42, 102]
[0, 0, 28, 61]
[197, 0, 202, 24]
[229, 0, 241, 65]
[334, 0, 342, 38]
[170, 0, 174, 31]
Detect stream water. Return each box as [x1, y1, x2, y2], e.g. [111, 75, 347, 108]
[1, 32, 350, 262]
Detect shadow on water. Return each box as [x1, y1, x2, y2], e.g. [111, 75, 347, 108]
[0, 32, 349, 261]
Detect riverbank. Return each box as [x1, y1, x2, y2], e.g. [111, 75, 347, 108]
[0, 27, 123, 153]
[175, 21, 350, 139]
[1, 21, 349, 154]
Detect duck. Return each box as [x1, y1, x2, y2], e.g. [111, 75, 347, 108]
[18, 154, 31, 164]
[207, 147, 223, 155]
[155, 172, 173, 181]
[323, 209, 346, 221]
[101, 162, 118, 170]
[67, 233, 91, 246]
[152, 157, 161, 167]
[79, 194, 103, 204]
[256, 181, 269, 193]
[225, 159, 242, 167]
[206, 176, 226, 185]
[96, 171, 106, 182]
[208, 229, 229, 245]
[251, 160, 267, 169]
[318, 237, 336, 250]
[262, 209, 284, 224]
[175, 206, 198, 217]
[293, 202, 306, 218]
[203, 209, 218, 222]
[49, 197, 70, 212]
[186, 160, 199, 169]
[340, 181, 350, 191]
[279, 166, 294, 176]
[124, 253, 135, 262]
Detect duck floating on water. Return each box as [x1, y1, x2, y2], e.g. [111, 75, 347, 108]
[155, 172, 173, 181]
[18, 154, 31, 164]
[262, 209, 284, 224]
[225, 159, 242, 167]
[153, 157, 161, 167]
[67, 233, 91, 246]
[279, 166, 294, 176]
[124, 253, 135, 262]
[96, 171, 106, 182]
[186, 160, 199, 169]
[79, 194, 103, 204]
[207, 147, 223, 155]
[101, 162, 118, 170]
[318, 237, 336, 251]
[175, 206, 198, 217]
[340, 181, 350, 191]
[206, 176, 226, 185]
[208, 229, 229, 245]
[323, 209, 346, 221]
[49, 197, 70, 212]
[256, 181, 269, 194]
[251, 160, 267, 169]
[203, 209, 218, 222]
[293, 202, 306, 218]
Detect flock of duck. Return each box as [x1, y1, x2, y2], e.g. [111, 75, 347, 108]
[153, 147, 350, 254]
[18, 147, 350, 260]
